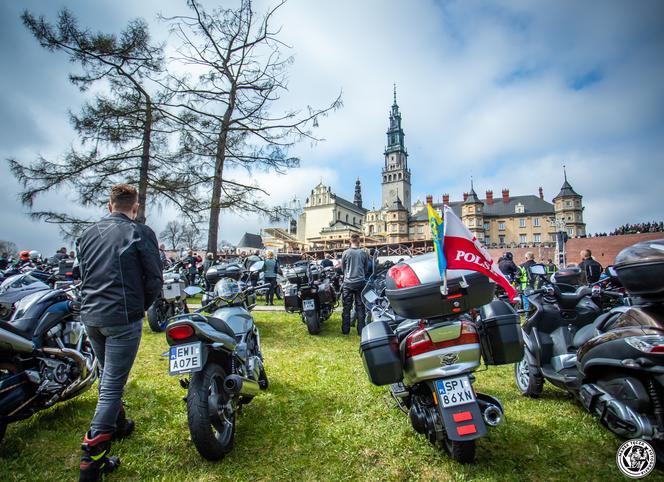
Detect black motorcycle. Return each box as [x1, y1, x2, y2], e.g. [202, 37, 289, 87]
[283, 262, 338, 335]
[164, 262, 268, 460]
[516, 239, 664, 455]
[0, 284, 98, 442]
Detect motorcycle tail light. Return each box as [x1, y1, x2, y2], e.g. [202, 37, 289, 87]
[168, 324, 194, 340]
[388, 264, 420, 289]
[625, 335, 664, 354]
[405, 322, 479, 358]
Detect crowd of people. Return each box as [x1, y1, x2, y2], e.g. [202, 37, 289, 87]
[0, 247, 76, 271]
[589, 221, 664, 237]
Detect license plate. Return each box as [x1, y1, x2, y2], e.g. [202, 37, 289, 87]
[169, 342, 202, 375]
[435, 376, 476, 408]
[303, 299, 315, 311]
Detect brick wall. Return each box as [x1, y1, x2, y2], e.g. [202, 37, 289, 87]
[566, 233, 664, 267]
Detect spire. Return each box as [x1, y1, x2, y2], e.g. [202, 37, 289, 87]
[554, 165, 580, 199]
[386, 84, 405, 154]
[354, 177, 363, 208]
[393, 83, 397, 106]
[464, 177, 482, 205]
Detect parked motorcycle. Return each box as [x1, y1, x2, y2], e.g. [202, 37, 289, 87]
[0, 273, 51, 320]
[0, 284, 98, 442]
[283, 262, 338, 335]
[164, 262, 268, 460]
[516, 239, 664, 456]
[147, 263, 191, 333]
[360, 253, 523, 463]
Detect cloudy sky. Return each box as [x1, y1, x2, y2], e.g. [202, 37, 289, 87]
[1, 0, 663, 254]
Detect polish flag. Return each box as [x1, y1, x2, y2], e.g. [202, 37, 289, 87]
[442, 205, 518, 301]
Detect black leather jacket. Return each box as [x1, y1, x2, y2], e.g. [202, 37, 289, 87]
[77, 213, 163, 326]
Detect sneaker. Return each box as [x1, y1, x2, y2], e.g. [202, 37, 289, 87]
[79, 431, 120, 482]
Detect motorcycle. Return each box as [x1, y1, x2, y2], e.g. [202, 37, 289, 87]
[0, 273, 51, 320]
[147, 263, 191, 333]
[164, 262, 268, 460]
[0, 284, 98, 442]
[515, 239, 664, 455]
[359, 252, 523, 463]
[283, 262, 338, 335]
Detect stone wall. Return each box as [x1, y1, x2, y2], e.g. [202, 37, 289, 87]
[487, 246, 556, 264]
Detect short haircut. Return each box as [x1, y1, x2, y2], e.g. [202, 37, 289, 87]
[110, 184, 138, 211]
[525, 251, 534, 260]
[583, 249, 592, 257]
[350, 233, 360, 243]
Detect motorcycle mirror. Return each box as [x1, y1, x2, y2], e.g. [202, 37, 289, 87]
[183, 286, 203, 296]
[530, 264, 546, 276]
[249, 261, 264, 272]
[607, 265, 618, 278]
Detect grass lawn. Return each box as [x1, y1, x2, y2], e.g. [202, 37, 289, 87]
[0, 311, 654, 481]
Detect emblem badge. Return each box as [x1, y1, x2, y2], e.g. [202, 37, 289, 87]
[439, 352, 459, 366]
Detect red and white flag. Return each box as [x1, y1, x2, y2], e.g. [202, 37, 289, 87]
[442, 205, 518, 301]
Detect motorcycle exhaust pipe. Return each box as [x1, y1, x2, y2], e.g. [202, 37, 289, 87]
[483, 404, 503, 427]
[223, 374, 260, 398]
[0, 326, 35, 354]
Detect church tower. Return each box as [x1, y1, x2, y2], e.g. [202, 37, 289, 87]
[381, 85, 412, 211]
[553, 167, 586, 238]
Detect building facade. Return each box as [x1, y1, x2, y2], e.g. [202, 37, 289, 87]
[295, 89, 586, 249]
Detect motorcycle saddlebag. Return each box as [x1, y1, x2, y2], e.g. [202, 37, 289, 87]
[317, 283, 335, 304]
[476, 300, 524, 365]
[614, 239, 664, 301]
[283, 284, 299, 312]
[385, 254, 495, 319]
[359, 320, 403, 386]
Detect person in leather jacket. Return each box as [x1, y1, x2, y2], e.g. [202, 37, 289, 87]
[498, 252, 519, 282]
[75, 184, 162, 482]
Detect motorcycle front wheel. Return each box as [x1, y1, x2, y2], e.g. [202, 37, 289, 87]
[304, 310, 321, 335]
[514, 356, 544, 398]
[187, 362, 236, 461]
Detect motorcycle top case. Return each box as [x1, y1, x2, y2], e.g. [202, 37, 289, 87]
[385, 253, 495, 320]
[476, 300, 524, 365]
[614, 238, 664, 301]
[284, 263, 317, 285]
[206, 263, 242, 284]
[359, 320, 402, 386]
[552, 266, 583, 288]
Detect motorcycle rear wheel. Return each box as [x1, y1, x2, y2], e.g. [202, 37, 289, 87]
[147, 303, 165, 332]
[304, 311, 321, 335]
[514, 356, 544, 398]
[443, 437, 475, 464]
[187, 363, 235, 461]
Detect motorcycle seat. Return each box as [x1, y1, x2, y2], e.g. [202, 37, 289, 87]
[572, 311, 615, 348]
[0, 319, 32, 340]
[557, 286, 592, 309]
[205, 317, 238, 340]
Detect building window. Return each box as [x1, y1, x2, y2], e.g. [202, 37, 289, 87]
[519, 218, 526, 228]
[369, 225, 374, 234]
[534, 233, 541, 243]
[484, 222, 489, 230]
[337, 211, 340, 220]
[499, 235, 505, 245]
[567, 228, 574, 236]
[498, 222, 505, 231]
[417, 226, 424, 234]
[345, 214, 349, 223]
[352, 217, 356, 225]
[533, 218, 540, 227]
[520, 234, 527, 244]
[566, 200, 572, 207]
[485, 237, 490, 244]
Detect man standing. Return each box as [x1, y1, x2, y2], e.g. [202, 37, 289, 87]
[519, 252, 537, 310]
[159, 243, 168, 268]
[183, 249, 198, 286]
[578, 249, 603, 284]
[545, 258, 558, 276]
[341, 233, 369, 335]
[76, 184, 162, 481]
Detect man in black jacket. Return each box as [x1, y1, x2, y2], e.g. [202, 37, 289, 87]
[76, 184, 162, 482]
[578, 249, 603, 283]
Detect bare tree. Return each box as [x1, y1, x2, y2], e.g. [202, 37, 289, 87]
[163, 0, 341, 252]
[0, 240, 18, 257]
[10, 8, 193, 232]
[160, 220, 185, 250]
[181, 224, 204, 250]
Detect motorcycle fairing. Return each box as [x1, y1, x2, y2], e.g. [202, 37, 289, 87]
[211, 306, 254, 336]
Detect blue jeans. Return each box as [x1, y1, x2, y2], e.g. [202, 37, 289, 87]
[521, 293, 530, 311]
[85, 321, 142, 436]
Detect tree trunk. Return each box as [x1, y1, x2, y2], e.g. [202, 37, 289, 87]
[207, 88, 236, 253]
[137, 96, 152, 224]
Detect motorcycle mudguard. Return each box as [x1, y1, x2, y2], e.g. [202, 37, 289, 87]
[437, 401, 488, 441]
[430, 381, 488, 442]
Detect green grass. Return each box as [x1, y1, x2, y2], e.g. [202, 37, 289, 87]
[1, 312, 657, 481]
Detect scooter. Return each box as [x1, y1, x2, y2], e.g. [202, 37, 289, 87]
[164, 262, 268, 461]
[360, 253, 523, 463]
[516, 239, 664, 455]
[0, 284, 98, 443]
